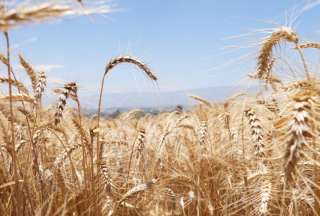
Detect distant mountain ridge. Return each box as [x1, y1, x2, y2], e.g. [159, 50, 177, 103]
[76, 85, 258, 111]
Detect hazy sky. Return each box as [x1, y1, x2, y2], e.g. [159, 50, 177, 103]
[4, 0, 320, 95]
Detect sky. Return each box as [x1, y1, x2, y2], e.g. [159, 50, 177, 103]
[3, 0, 320, 97]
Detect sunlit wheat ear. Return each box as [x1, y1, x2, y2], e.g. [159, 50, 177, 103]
[71, 113, 90, 148]
[299, 42, 320, 49]
[15, 124, 26, 153]
[34, 71, 46, 102]
[0, 4, 70, 30]
[96, 56, 157, 171]
[258, 99, 280, 114]
[0, 76, 29, 94]
[188, 95, 212, 107]
[54, 89, 68, 125]
[0, 94, 36, 104]
[53, 143, 81, 168]
[259, 180, 272, 215]
[119, 178, 157, 203]
[105, 56, 157, 81]
[256, 27, 298, 80]
[127, 127, 146, 178]
[244, 108, 265, 157]
[198, 120, 208, 146]
[282, 80, 314, 93]
[0, 3, 112, 31]
[281, 91, 315, 183]
[265, 58, 282, 90]
[54, 82, 77, 125]
[0, 53, 9, 66]
[100, 161, 115, 193]
[102, 195, 115, 216]
[97, 56, 157, 127]
[198, 120, 208, 156]
[19, 55, 37, 92]
[136, 128, 146, 156]
[65, 82, 78, 101]
[100, 163, 112, 192]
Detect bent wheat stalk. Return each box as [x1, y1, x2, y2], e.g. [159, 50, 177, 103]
[256, 27, 299, 80]
[96, 56, 157, 170]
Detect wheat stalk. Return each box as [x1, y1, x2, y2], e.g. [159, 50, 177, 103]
[96, 55, 157, 176]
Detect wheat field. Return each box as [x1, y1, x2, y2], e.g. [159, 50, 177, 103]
[1, 1, 320, 216]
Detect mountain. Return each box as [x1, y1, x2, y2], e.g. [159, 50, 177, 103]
[76, 85, 258, 112]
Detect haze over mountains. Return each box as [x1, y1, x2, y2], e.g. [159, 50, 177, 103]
[72, 85, 258, 113]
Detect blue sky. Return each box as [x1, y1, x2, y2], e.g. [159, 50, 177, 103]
[4, 0, 320, 95]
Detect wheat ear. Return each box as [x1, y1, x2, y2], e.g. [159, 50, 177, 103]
[53, 143, 81, 168]
[257, 27, 298, 80]
[244, 108, 265, 157]
[118, 178, 157, 204]
[188, 95, 212, 107]
[0, 4, 70, 30]
[0, 76, 29, 94]
[0, 94, 36, 104]
[299, 42, 320, 49]
[54, 82, 77, 125]
[127, 128, 146, 179]
[259, 180, 272, 215]
[19, 55, 37, 92]
[35, 71, 46, 102]
[282, 91, 315, 183]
